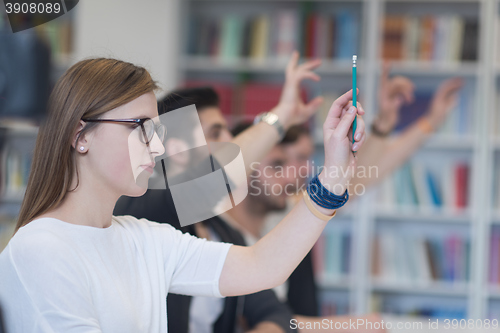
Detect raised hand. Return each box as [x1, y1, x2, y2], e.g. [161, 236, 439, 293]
[273, 51, 324, 129]
[319, 89, 366, 195]
[425, 77, 464, 129]
[374, 63, 415, 135]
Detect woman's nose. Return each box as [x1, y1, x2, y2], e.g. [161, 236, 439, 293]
[149, 132, 166, 157]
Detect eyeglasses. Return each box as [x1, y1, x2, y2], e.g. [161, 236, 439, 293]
[82, 118, 166, 146]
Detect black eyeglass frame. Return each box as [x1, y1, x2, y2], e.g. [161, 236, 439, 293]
[81, 118, 165, 146]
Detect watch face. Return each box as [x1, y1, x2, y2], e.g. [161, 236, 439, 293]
[264, 113, 278, 124]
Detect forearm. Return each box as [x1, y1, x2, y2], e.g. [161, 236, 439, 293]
[219, 198, 330, 296]
[231, 106, 285, 177]
[351, 120, 431, 190]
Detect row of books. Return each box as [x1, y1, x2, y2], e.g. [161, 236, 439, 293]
[383, 15, 478, 62]
[187, 9, 358, 61]
[185, 81, 474, 140]
[0, 147, 32, 201]
[313, 230, 351, 280]
[371, 232, 470, 284]
[378, 162, 470, 213]
[371, 295, 466, 319]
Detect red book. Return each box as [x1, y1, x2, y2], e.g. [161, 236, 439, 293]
[455, 164, 469, 209]
[184, 81, 234, 119]
[305, 13, 317, 58]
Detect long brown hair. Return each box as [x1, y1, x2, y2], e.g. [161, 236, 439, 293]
[15, 58, 159, 231]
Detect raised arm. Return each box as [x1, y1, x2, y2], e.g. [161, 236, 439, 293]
[219, 89, 366, 296]
[231, 51, 324, 177]
[352, 74, 463, 190]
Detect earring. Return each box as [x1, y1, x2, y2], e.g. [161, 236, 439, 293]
[79, 147, 85, 151]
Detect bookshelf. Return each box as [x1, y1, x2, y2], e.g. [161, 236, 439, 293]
[178, 0, 500, 321]
[0, 4, 76, 251]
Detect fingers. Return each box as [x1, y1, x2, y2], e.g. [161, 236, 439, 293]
[331, 89, 357, 115]
[340, 101, 365, 118]
[439, 77, 464, 96]
[333, 106, 358, 139]
[297, 71, 321, 82]
[324, 90, 360, 131]
[286, 51, 322, 78]
[389, 76, 415, 103]
[353, 113, 365, 142]
[304, 96, 324, 117]
[352, 132, 366, 151]
[286, 51, 299, 77]
[297, 58, 322, 72]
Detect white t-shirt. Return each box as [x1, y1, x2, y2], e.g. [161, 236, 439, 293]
[0, 215, 232, 333]
[188, 226, 224, 333]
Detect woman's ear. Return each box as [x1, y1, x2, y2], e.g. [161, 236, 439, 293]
[72, 120, 90, 153]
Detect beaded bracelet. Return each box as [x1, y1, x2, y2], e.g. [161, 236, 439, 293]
[306, 173, 349, 210]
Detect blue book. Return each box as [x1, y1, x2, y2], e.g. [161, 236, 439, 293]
[335, 10, 358, 60]
[426, 171, 443, 207]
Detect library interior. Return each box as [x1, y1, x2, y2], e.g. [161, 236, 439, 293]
[1, 0, 500, 332]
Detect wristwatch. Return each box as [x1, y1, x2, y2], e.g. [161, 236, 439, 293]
[253, 112, 285, 139]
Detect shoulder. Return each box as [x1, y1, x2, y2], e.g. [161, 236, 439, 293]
[5, 219, 81, 271]
[112, 215, 185, 244]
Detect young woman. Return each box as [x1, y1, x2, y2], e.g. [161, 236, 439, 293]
[0, 57, 365, 332]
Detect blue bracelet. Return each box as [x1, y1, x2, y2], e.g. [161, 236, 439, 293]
[307, 173, 349, 210]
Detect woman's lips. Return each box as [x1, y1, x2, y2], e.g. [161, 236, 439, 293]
[141, 164, 155, 173]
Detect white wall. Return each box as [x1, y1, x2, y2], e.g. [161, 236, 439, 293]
[73, 0, 181, 96]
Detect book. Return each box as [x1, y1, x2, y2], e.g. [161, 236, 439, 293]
[461, 19, 479, 61]
[250, 15, 269, 60]
[383, 16, 405, 60]
[373, 232, 470, 285]
[381, 14, 476, 63]
[275, 10, 298, 61]
[335, 10, 358, 60]
[219, 15, 243, 60]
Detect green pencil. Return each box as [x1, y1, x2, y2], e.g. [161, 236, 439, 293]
[352, 55, 357, 150]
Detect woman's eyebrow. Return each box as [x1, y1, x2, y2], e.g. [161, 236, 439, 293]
[132, 114, 150, 119]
